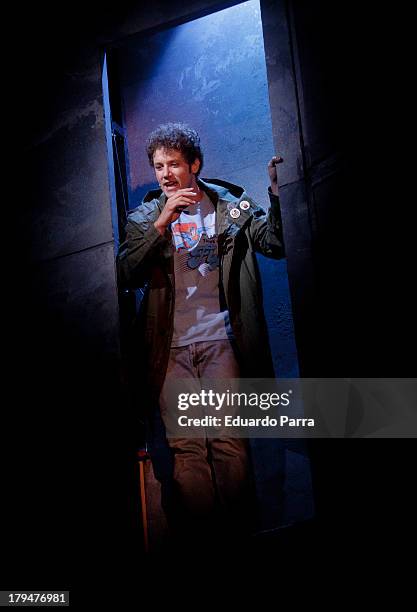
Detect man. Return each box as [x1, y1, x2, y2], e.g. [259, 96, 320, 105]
[117, 122, 284, 541]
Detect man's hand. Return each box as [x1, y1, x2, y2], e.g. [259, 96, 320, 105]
[154, 188, 198, 236]
[268, 155, 283, 196]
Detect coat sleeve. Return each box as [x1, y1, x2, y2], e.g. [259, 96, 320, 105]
[117, 208, 171, 289]
[247, 189, 285, 259]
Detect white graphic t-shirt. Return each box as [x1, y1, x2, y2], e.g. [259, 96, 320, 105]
[170, 191, 232, 347]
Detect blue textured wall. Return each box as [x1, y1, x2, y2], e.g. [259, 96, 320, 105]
[118, 0, 299, 379]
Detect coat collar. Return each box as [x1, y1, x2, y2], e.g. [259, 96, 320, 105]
[198, 178, 253, 236]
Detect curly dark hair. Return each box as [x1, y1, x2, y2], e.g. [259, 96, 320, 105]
[146, 122, 204, 175]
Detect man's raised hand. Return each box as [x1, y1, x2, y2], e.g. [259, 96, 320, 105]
[268, 155, 283, 196]
[154, 188, 198, 235]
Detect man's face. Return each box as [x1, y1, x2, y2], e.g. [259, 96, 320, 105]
[153, 148, 200, 197]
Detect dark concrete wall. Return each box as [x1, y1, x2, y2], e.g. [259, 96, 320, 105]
[261, 0, 318, 377]
[282, 0, 417, 557]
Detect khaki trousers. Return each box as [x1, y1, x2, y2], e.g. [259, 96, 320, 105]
[159, 340, 253, 539]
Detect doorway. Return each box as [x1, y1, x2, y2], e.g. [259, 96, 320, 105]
[102, 0, 313, 546]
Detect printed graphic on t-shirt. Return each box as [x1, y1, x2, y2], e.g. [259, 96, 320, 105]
[171, 200, 219, 277]
[174, 232, 219, 277]
[172, 222, 201, 250]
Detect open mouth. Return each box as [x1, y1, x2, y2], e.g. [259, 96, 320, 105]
[164, 181, 178, 189]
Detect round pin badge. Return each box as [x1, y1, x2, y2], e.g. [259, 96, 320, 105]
[239, 200, 250, 211]
[229, 207, 241, 219]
